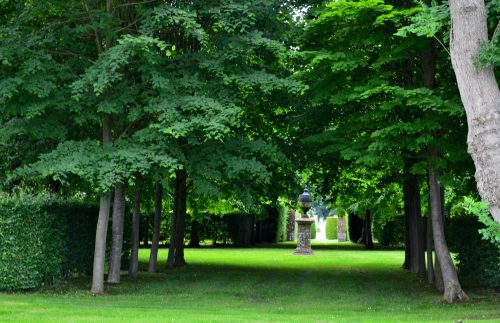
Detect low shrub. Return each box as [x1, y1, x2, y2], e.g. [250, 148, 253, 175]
[311, 221, 317, 239]
[325, 216, 338, 240]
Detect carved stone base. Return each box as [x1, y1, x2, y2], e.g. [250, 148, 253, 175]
[294, 218, 314, 255]
[337, 217, 347, 242]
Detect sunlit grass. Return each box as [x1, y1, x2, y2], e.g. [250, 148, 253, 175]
[0, 242, 498, 322]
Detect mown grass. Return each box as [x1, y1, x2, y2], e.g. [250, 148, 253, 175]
[0, 242, 498, 322]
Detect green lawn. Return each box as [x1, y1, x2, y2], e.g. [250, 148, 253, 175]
[0, 242, 498, 322]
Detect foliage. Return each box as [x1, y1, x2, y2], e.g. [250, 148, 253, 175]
[447, 213, 500, 288]
[373, 216, 405, 247]
[0, 195, 99, 290]
[451, 196, 500, 246]
[325, 216, 338, 240]
[311, 221, 317, 240]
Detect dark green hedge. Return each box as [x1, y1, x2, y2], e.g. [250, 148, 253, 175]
[325, 216, 338, 240]
[373, 216, 405, 247]
[0, 195, 99, 291]
[447, 214, 499, 288]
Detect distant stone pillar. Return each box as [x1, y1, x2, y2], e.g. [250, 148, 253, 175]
[337, 216, 347, 242]
[286, 210, 296, 241]
[294, 218, 314, 255]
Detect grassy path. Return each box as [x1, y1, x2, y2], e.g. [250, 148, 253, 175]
[0, 242, 498, 322]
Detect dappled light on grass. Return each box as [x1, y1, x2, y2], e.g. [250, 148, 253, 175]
[0, 243, 498, 322]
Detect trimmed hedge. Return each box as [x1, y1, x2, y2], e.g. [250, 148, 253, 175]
[373, 216, 405, 247]
[325, 216, 338, 240]
[447, 214, 500, 288]
[0, 195, 100, 291]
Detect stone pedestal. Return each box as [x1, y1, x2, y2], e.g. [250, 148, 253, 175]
[337, 216, 347, 242]
[294, 217, 314, 255]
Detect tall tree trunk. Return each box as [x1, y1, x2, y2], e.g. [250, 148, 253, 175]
[188, 220, 200, 248]
[364, 209, 374, 250]
[429, 170, 468, 303]
[403, 199, 411, 270]
[129, 183, 141, 278]
[426, 212, 434, 284]
[174, 170, 187, 267]
[434, 186, 446, 292]
[449, 0, 500, 223]
[91, 114, 112, 294]
[107, 183, 126, 284]
[402, 164, 425, 276]
[167, 173, 180, 270]
[142, 216, 149, 247]
[148, 181, 163, 272]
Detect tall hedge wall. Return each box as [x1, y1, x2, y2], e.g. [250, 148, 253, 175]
[0, 195, 100, 291]
[325, 216, 338, 240]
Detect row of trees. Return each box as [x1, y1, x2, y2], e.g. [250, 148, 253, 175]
[293, 0, 499, 303]
[0, 0, 498, 303]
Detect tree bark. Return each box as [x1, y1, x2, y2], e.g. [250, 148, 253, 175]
[148, 181, 163, 272]
[403, 199, 411, 270]
[107, 183, 126, 284]
[174, 170, 187, 267]
[426, 212, 434, 284]
[449, 0, 500, 223]
[128, 183, 141, 278]
[90, 114, 112, 295]
[166, 175, 179, 269]
[429, 170, 468, 303]
[402, 164, 425, 276]
[434, 187, 445, 292]
[364, 209, 374, 250]
[91, 193, 112, 294]
[188, 220, 200, 248]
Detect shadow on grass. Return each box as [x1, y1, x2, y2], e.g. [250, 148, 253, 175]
[173, 242, 404, 251]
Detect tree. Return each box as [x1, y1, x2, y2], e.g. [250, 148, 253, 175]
[128, 179, 141, 278]
[449, 0, 500, 223]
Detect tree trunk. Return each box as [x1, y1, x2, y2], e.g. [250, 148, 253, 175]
[434, 187, 445, 291]
[449, 0, 500, 223]
[167, 173, 179, 270]
[403, 165, 425, 276]
[129, 183, 141, 278]
[429, 170, 468, 303]
[90, 114, 112, 295]
[91, 193, 112, 294]
[174, 170, 187, 267]
[107, 183, 126, 284]
[188, 220, 200, 248]
[148, 181, 163, 272]
[426, 212, 434, 284]
[364, 210, 374, 250]
[403, 201, 411, 270]
[142, 216, 149, 247]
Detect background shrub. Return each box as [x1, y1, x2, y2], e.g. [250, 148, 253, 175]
[373, 216, 405, 247]
[447, 213, 500, 288]
[325, 216, 338, 240]
[311, 221, 316, 239]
